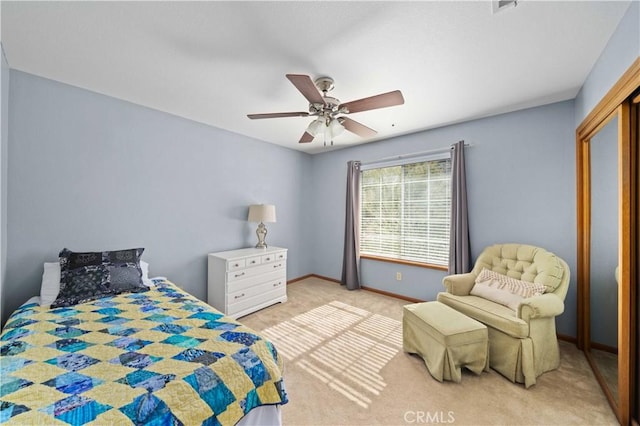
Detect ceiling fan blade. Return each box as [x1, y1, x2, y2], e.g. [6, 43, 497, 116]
[247, 112, 309, 119]
[299, 131, 315, 143]
[286, 74, 326, 106]
[340, 90, 404, 114]
[340, 117, 377, 138]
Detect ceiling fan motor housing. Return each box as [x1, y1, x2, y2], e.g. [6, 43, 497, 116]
[309, 96, 340, 116]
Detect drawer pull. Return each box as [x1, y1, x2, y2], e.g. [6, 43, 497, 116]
[273, 263, 282, 269]
[273, 281, 282, 287]
[234, 263, 240, 267]
[250, 260, 256, 264]
[234, 272, 246, 278]
[265, 257, 271, 261]
[234, 293, 245, 300]
[278, 254, 284, 259]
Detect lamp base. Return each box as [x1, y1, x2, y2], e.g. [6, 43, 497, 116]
[255, 222, 268, 249]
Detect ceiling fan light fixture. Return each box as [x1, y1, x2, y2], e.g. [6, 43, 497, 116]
[328, 117, 345, 138]
[306, 117, 324, 136]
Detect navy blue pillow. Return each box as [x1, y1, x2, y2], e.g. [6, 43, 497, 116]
[51, 248, 147, 308]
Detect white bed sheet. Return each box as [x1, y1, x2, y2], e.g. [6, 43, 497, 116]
[25, 295, 40, 305]
[238, 405, 282, 426]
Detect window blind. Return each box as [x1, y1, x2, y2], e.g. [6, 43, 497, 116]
[360, 156, 452, 266]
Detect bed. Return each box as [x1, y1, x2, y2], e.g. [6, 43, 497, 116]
[0, 277, 288, 425]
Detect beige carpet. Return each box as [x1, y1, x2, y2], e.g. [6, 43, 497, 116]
[241, 277, 617, 426]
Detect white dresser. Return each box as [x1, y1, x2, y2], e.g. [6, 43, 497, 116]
[207, 246, 287, 319]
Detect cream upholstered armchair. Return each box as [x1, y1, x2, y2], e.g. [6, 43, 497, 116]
[437, 244, 570, 388]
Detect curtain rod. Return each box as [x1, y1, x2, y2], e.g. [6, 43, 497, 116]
[360, 141, 471, 166]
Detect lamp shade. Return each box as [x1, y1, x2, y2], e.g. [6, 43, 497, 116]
[248, 204, 276, 223]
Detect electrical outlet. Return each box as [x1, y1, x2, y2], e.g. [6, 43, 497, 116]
[396, 272, 402, 281]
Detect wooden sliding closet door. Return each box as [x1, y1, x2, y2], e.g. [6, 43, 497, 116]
[577, 58, 640, 425]
[634, 91, 640, 426]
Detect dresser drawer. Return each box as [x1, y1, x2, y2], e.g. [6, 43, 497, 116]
[227, 281, 287, 316]
[226, 260, 286, 282]
[227, 269, 285, 293]
[228, 276, 286, 302]
[227, 259, 246, 271]
[245, 255, 262, 267]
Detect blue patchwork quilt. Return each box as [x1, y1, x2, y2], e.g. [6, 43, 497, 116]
[0, 280, 287, 425]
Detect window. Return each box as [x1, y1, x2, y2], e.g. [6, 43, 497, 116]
[360, 155, 451, 267]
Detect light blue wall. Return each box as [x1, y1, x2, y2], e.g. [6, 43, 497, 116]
[0, 45, 8, 322]
[3, 70, 313, 324]
[574, 0, 639, 126]
[309, 101, 577, 336]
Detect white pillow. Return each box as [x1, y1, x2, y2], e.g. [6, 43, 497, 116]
[40, 260, 154, 306]
[475, 268, 545, 298]
[40, 262, 61, 306]
[470, 282, 523, 311]
[139, 260, 154, 287]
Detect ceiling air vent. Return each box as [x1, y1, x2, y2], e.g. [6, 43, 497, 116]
[492, 0, 518, 14]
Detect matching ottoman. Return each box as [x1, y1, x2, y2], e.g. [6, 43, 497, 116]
[403, 301, 489, 383]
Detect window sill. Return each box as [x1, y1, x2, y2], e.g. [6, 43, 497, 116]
[360, 255, 448, 271]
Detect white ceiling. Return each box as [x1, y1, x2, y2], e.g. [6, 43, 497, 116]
[1, 1, 632, 154]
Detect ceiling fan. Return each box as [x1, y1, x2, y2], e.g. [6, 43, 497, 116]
[247, 74, 405, 146]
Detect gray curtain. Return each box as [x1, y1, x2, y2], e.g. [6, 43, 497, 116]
[341, 160, 361, 290]
[449, 141, 471, 274]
